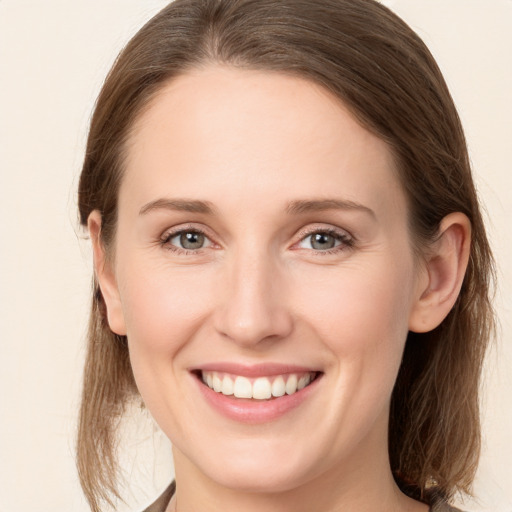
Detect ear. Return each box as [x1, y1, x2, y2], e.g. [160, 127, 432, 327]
[88, 211, 127, 336]
[408, 212, 471, 333]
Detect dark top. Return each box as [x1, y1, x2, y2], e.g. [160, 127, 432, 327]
[142, 481, 464, 512]
[143, 481, 176, 512]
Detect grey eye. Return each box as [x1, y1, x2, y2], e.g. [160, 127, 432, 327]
[296, 229, 351, 252]
[165, 230, 212, 251]
[309, 232, 338, 250]
[178, 231, 206, 250]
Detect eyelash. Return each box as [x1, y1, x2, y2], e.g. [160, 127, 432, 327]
[159, 224, 213, 255]
[159, 225, 355, 256]
[295, 227, 355, 255]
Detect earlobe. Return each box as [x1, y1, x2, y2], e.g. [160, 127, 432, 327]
[408, 212, 471, 333]
[88, 211, 127, 336]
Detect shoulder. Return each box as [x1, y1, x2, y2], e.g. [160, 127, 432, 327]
[142, 481, 176, 512]
[430, 502, 465, 512]
[428, 491, 465, 512]
[141, 482, 468, 512]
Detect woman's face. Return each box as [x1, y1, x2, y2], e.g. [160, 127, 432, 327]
[102, 66, 427, 493]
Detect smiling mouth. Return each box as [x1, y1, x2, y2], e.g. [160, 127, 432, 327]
[195, 370, 321, 400]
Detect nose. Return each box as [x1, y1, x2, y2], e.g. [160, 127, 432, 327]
[213, 248, 293, 348]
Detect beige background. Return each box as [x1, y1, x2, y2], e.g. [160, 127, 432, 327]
[0, 1, 510, 511]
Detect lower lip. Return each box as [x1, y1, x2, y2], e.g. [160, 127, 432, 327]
[193, 373, 322, 424]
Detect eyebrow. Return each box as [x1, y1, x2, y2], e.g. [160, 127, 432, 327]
[285, 199, 375, 218]
[139, 198, 216, 215]
[139, 197, 375, 218]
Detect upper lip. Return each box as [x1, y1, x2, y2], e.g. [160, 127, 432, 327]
[190, 362, 321, 378]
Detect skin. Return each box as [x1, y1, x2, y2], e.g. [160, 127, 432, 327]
[90, 66, 471, 512]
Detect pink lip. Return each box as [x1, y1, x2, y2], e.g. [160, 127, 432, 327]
[190, 362, 318, 378]
[190, 367, 323, 424]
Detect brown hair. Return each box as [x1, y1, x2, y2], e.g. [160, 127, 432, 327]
[77, 1, 495, 510]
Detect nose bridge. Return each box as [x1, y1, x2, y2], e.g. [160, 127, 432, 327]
[214, 243, 292, 347]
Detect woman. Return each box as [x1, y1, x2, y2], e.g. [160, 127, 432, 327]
[76, 1, 495, 511]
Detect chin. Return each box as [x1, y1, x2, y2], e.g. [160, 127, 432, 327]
[186, 439, 322, 494]
[209, 465, 311, 494]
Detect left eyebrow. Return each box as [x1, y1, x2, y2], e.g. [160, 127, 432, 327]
[139, 198, 216, 216]
[285, 199, 376, 219]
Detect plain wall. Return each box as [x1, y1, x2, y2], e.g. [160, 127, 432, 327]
[0, 1, 510, 511]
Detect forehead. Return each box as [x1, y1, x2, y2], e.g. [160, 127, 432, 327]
[121, 65, 405, 221]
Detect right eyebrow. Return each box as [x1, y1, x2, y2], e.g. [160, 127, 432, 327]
[139, 198, 216, 216]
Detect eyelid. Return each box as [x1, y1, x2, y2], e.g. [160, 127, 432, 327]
[159, 223, 217, 253]
[158, 222, 355, 255]
[291, 224, 355, 254]
[294, 224, 354, 243]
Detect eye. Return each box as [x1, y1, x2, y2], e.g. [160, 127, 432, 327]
[296, 228, 353, 253]
[161, 229, 213, 252]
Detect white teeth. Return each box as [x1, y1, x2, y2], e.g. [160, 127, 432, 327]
[201, 371, 316, 399]
[285, 374, 298, 395]
[297, 375, 309, 390]
[271, 376, 286, 397]
[221, 375, 234, 395]
[212, 374, 222, 392]
[233, 376, 252, 398]
[252, 377, 272, 399]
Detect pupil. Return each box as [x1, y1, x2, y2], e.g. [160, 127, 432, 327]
[312, 233, 335, 250]
[180, 232, 204, 249]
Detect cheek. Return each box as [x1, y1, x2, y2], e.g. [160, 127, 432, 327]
[116, 264, 218, 422]
[291, 259, 415, 448]
[292, 255, 416, 424]
[117, 262, 216, 370]
[295, 260, 414, 352]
